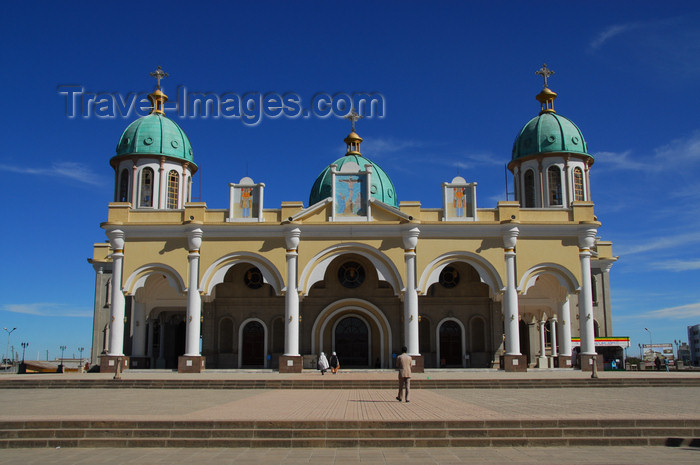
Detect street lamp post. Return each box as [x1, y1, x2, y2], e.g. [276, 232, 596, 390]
[21, 342, 28, 363]
[19, 342, 29, 374]
[3, 327, 16, 368]
[78, 347, 84, 373]
[58, 345, 67, 373]
[644, 327, 652, 346]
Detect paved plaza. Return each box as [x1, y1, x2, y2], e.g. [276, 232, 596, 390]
[2, 369, 699, 463]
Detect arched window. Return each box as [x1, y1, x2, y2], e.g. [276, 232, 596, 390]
[139, 168, 154, 207]
[470, 317, 486, 352]
[167, 170, 179, 209]
[548, 166, 562, 206]
[219, 318, 233, 353]
[593, 320, 600, 338]
[573, 167, 585, 201]
[118, 169, 129, 202]
[524, 170, 536, 208]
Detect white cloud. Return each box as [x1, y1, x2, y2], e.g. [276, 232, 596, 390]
[649, 259, 700, 272]
[637, 301, 700, 320]
[592, 150, 652, 171]
[590, 23, 641, 51]
[595, 130, 700, 172]
[616, 231, 700, 256]
[654, 130, 700, 164]
[0, 162, 105, 187]
[2, 303, 92, 318]
[365, 137, 423, 156]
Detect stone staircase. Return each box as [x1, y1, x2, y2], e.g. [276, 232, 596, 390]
[1, 377, 699, 390]
[1, 419, 699, 449]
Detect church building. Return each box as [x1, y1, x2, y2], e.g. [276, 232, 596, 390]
[89, 65, 617, 373]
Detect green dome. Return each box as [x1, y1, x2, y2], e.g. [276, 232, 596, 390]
[309, 154, 398, 207]
[112, 113, 196, 167]
[512, 112, 589, 161]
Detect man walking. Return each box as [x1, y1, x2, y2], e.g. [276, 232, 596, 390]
[396, 346, 412, 403]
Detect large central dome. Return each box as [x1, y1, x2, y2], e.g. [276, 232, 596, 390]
[309, 130, 398, 207]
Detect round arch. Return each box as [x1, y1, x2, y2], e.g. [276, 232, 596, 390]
[123, 263, 186, 296]
[436, 317, 467, 368]
[519, 263, 579, 294]
[299, 243, 403, 296]
[311, 298, 392, 368]
[418, 252, 503, 295]
[200, 252, 284, 296]
[237, 317, 268, 368]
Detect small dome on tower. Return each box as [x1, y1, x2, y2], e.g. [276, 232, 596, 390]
[511, 63, 591, 162]
[111, 66, 197, 170]
[113, 113, 195, 166]
[512, 112, 588, 161]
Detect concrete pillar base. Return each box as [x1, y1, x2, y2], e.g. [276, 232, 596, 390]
[99, 355, 129, 374]
[537, 356, 548, 368]
[580, 354, 604, 372]
[555, 355, 572, 368]
[279, 355, 303, 373]
[178, 356, 205, 373]
[502, 354, 527, 372]
[410, 355, 424, 373]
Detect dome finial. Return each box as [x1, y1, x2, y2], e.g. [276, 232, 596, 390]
[147, 66, 169, 115]
[343, 109, 363, 155]
[150, 65, 169, 90]
[534, 63, 557, 115]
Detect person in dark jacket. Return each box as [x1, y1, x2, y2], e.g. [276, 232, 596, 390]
[329, 352, 340, 374]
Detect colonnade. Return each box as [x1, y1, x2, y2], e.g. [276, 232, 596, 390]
[105, 225, 599, 368]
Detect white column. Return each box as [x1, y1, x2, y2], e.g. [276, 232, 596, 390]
[578, 227, 597, 355]
[158, 157, 165, 209]
[558, 297, 572, 357]
[550, 316, 558, 357]
[502, 225, 521, 355]
[107, 229, 126, 356]
[539, 319, 546, 356]
[284, 227, 301, 356]
[131, 300, 147, 357]
[538, 318, 548, 368]
[402, 227, 420, 356]
[185, 228, 203, 356]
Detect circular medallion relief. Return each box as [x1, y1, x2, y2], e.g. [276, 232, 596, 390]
[244, 267, 264, 289]
[439, 266, 460, 288]
[338, 262, 365, 289]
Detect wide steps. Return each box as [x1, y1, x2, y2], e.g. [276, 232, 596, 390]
[2, 377, 699, 390]
[1, 420, 698, 448]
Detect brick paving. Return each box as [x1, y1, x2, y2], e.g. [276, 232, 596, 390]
[1, 369, 699, 463]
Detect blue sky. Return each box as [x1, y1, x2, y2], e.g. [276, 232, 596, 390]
[1, 1, 699, 361]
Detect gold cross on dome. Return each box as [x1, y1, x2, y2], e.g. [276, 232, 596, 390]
[535, 63, 555, 88]
[150, 66, 169, 89]
[344, 109, 363, 132]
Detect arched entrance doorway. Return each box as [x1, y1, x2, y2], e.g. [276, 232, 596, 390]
[334, 316, 369, 367]
[439, 320, 462, 367]
[241, 321, 265, 367]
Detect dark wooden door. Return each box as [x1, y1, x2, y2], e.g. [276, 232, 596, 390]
[439, 321, 462, 367]
[241, 321, 264, 366]
[334, 317, 369, 367]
